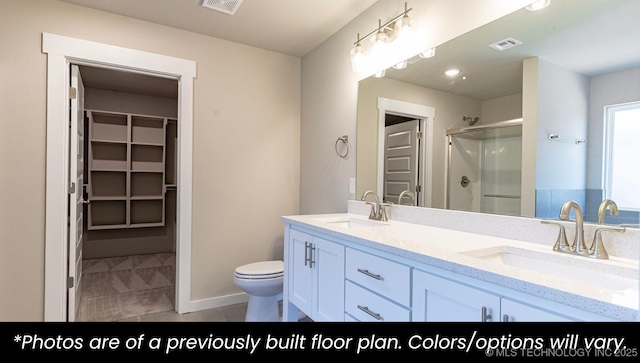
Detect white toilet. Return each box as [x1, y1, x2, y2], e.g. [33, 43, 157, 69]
[233, 260, 284, 322]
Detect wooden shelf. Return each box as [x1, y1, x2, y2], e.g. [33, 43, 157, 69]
[90, 171, 126, 198]
[130, 199, 164, 225]
[90, 142, 127, 171]
[90, 111, 128, 142]
[87, 110, 172, 230]
[131, 115, 164, 144]
[131, 144, 164, 172]
[88, 200, 127, 227]
[131, 172, 163, 197]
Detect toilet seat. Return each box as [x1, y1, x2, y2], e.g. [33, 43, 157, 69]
[234, 260, 284, 280]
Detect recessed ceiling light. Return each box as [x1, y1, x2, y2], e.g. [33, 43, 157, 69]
[393, 60, 408, 69]
[526, 0, 550, 11]
[444, 69, 460, 76]
[419, 47, 436, 58]
[373, 69, 386, 78]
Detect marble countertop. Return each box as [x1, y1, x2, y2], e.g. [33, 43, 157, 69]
[282, 213, 639, 321]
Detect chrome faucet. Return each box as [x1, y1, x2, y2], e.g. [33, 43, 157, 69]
[397, 190, 415, 205]
[597, 199, 619, 224]
[361, 190, 379, 220]
[542, 200, 626, 260]
[360, 190, 390, 221]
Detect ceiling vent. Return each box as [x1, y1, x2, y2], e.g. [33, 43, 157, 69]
[488, 37, 522, 51]
[201, 0, 243, 15]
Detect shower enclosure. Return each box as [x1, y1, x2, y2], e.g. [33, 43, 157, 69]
[446, 118, 523, 216]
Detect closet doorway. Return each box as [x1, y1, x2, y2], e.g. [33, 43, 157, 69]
[43, 33, 196, 322]
[75, 65, 179, 321]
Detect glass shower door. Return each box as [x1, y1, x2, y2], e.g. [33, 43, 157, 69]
[446, 120, 522, 216]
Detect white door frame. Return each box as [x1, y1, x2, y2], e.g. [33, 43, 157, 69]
[377, 97, 435, 208]
[42, 33, 196, 321]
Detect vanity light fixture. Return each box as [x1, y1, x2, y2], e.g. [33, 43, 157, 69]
[526, 0, 550, 11]
[350, 33, 366, 73]
[396, 3, 414, 40]
[349, 2, 414, 73]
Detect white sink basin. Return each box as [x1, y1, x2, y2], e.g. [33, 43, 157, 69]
[460, 245, 639, 291]
[315, 216, 388, 229]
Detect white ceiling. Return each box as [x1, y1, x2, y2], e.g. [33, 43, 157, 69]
[59, 0, 378, 58]
[65, 0, 640, 103]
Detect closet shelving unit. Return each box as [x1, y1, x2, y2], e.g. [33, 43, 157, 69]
[87, 110, 174, 230]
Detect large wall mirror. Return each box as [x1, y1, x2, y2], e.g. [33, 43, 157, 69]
[356, 0, 640, 227]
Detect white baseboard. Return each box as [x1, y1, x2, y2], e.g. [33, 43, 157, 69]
[183, 292, 249, 314]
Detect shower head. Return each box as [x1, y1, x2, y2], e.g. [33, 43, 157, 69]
[463, 116, 479, 126]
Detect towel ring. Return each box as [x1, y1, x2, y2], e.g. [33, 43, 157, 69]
[335, 135, 350, 158]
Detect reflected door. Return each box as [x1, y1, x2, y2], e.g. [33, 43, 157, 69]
[383, 119, 419, 205]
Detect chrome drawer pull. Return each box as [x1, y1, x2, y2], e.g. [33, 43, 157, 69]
[481, 306, 492, 322]
[357, 268, 383, 280]
[304, 241, 310, 266]
[304, 241, 315, 268]
[357, 305, 383, 320]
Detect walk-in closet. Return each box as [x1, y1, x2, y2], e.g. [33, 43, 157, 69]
[76, 65, 179, 321]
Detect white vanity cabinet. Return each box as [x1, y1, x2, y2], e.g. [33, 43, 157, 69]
[412, 269, 501, 322]
[411, 268, 613, 322]
[344, 248, 411, 322]
[282, 217, 624, 323]
[500, 298, 573, 322]
[287, 228, 345, 322]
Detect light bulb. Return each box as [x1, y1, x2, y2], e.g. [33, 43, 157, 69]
[373, 19, 389, 51]
[396, 14, 413, 40]
[375, 31, 389, 47]
[350, 43, 365, 73]
[445, 69, 460, 76]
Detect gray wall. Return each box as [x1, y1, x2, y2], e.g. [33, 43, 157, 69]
[0, 0, 300, 320]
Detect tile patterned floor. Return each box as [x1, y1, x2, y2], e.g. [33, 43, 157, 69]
[78, 253, 308, 322]
[76, 253, 177, 322]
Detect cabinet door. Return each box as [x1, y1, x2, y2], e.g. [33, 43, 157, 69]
[501, 298, 573, 322]
[312, 236, 345, 322]
[288, 229, 314, 314]
[412, 269, 500, 322]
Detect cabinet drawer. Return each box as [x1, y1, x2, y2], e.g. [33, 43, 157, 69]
[346, 248, 411, 306]
[345, 281, 410, 322]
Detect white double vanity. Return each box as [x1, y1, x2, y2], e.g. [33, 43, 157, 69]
[281, 201, 639, 322]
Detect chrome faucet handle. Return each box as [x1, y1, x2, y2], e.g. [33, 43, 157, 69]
[559, 200, 587, 254]
[379, 202, 392, 222]
[588, 225, 625, 259]
[541, 220, 570, 252]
